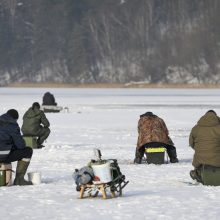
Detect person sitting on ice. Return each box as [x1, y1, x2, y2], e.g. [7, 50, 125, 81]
[189, 110, 220, 183]
[134, 111, 178, 164]
[42, 92, 57, 106]
[0, 109, 33, 185]
[22, 102, 50, 148]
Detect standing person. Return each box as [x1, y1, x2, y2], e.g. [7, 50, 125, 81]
[134, 111, 178, 164]
[0, 109, 33, 185]
[189, 110, 220, 183]
[22, 102, 50, 148]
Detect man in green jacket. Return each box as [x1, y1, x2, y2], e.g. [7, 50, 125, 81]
[22, 102, 50, 148]
[189, 110, 220, 183]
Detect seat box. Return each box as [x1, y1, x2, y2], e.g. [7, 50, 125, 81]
[145, 147, 166, 165]
[201, 165, 220, 186]
[23, 136, 38, 149]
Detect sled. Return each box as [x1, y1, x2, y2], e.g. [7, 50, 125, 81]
[79, 174, 128, 199]
[79, 159, 129, 199]
[41, 105, 63, 113]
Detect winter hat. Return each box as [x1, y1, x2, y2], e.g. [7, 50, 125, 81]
[7, 109, 19, 120]
[207, 110, 217, 115]
[145, 111, 154, 116]
[140, 111, 155, 118]
[32, 102, 40, 109]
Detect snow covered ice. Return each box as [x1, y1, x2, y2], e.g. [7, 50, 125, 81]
[1, 87, 220, 220]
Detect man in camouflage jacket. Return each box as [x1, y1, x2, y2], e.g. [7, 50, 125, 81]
[135, 112, 178, 164]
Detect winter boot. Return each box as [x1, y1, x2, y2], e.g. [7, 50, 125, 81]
[134, 147, 144, 164]
[37, 139, 44, 149]
[190, 169, 202, 183]
[14, 160, 33, 185]
[167, 148, 179, 163]
[134, 157, 142, 164]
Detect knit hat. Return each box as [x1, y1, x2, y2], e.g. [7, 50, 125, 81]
[145, 111, 154, 116]
[7, 109, 19, 120]
[140, 111, 155, 118]
[207, 110, 216, 115]
[32, 102, 40, 109]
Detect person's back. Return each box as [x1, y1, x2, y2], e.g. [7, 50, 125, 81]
[189, 110, 220, 168]
[0, 109, 33, 185]
[0, 112, 25, 161]
[137, 112, 170, 149]
[135, 112, 178, 164]
[42, 92, 57, 106]
[22, 102, 50, 148]
[22, 106, 49, 135]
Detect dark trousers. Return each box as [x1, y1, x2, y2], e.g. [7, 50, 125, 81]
[24, 127, 50, 145]
[2, 148, 33, 163]
[135, 142, 178, 160]
[37, 127, 50, 145]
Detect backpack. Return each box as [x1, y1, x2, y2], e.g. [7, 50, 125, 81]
[73, 166, 94, 191]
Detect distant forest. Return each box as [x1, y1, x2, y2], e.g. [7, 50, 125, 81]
[0, 0, 220, 85]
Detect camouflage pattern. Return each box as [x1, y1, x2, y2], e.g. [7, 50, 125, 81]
[137, 114, 173, 149]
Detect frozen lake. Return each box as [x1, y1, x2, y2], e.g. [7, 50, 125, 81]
[0, 88, 220, 220]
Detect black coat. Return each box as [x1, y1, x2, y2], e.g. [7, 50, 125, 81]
[42, 92, 57, 106]
[0, 113, 26, 160]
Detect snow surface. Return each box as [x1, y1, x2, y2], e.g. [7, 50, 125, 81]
[1, 88, 220, 220]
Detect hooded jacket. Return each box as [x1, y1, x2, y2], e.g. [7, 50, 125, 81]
[137, 113, 173, 149]
[21, 107, 50, 135]
[42, 92, 57, 106]
[0, 113, 26, 161]
[189, 111, 220, 168]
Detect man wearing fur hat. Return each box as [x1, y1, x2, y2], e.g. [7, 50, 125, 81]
[22, 102, 50, 148]
[0, 109, 33, 185]
[134, 112, 178, 164]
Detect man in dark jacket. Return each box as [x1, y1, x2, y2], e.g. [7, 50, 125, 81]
[0, 109, 33, 185]
[189, 110, 220, 183]
[135, 112, 178, 164]
[42, 92, 57, 106]
[22, 102, 50, 148]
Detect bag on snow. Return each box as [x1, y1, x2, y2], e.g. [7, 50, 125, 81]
[73, 166, 94, 191]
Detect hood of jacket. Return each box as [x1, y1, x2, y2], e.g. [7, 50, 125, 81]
[0, 113, 17, 125]
[197, 112, 220, 127]
[23, 107, 41, 119]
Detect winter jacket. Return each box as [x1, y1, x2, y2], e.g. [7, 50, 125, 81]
[189, 111, 220, 168]
[0, 113, 26, 161]
[21, 107, 50, 135]
[137, 113, 173, 149]
[42, 92, 57, 106]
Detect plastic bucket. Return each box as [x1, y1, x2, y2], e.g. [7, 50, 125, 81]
[91, 161, 112, 183]
[28, 172, 41, 185]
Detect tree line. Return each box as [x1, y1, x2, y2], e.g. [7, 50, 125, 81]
[0, 0, 220, 85]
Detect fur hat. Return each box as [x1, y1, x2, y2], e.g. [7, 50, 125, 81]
[7, 109, 19, 119]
